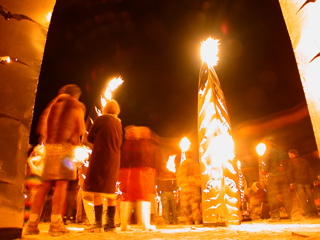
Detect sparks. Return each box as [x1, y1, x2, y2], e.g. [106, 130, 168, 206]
[200, 37, 220, 68]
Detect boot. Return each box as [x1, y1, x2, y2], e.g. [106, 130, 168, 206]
[104, 206, 116, 232]
[120, 201, 132, 231]
[84, 204, 103, 233]
[137, 201, 156, 231]
[24, 220, 40, 235]
[48, 218, 69, 236]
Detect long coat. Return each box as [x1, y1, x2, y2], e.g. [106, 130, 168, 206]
[83, 114, 123, 194]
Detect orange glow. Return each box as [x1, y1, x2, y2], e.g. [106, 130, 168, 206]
[108, 76, 124, 91]
[0, 56, 10, 63]
[74, 145, 91, 164]
[166, 155, 176, 173]
[98, 76, 123, 113]
[256, 143, 266, 156]
[46, 12, 52, 22]
[103, 88, 112, 102]
[179, 137, 191, 152]
[94, 106, 102, 116]
[200, 37, 220, 68]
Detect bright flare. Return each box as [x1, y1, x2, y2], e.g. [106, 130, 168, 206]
[167, 155, 177, 173]
[74, 146, 92, 164]
[108, 76, 124, 91]
[179, 137, 191, 152]
[46, 12, 52, 22]
[200, 37, 220, 68]
[100, 76, 124, 107]
[256, 143, 267, 156]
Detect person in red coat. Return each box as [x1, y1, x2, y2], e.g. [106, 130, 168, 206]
[83, 99, 123, 232]
[119, 126, 162, 231]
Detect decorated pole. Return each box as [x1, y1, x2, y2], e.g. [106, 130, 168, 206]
[278, 0, 320, 152]
[198, 37, 241, 226]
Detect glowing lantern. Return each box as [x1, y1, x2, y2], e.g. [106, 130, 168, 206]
[198, 37, 241, 226]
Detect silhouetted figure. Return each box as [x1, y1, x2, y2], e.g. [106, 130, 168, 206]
[119, 126, 162, 231]
[176, 151, 202, 225]
[24, 84, 86, 236]
[157, 169, 178, 224]
[83, 100, 123, 232]
[288, 149, 318, 219]
[261, 137, 292, 222]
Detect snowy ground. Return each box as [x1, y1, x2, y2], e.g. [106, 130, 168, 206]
[21, 219, 320, 240]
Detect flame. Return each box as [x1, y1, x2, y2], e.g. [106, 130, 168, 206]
[94, 106, 102, 116]
[166, 155, 176, 173]
[100, 95, 107, 108]
[103, 88, 112, 101]
[108, 76, 124, 91]
[200, 37, 220, 68]
[179, 137, 191, 152]
[74, 145, 92, 164]
[99, 76, 124, 111]
[256, 143, 266, 156]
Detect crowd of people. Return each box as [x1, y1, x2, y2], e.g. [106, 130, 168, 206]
[245, 137, 320, 222]
[23, 84, 202, 236]
[23, 84, 320, 236]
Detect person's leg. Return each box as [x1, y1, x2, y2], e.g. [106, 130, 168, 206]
[104, 198, 116, 231]
[295, 184, 311, 216]
[82, 191, 95, 225]
[120, 201, 133, 231]
[24, 181, 53, 235]
[51, 180, 69, 216]
[48, 180, 70, 236]
[84, 193, 103, 232]
[305, 184, 319, 216]
[280, 181, 292, 219]
[190, 188, 201, 224]
[168, 192, 177, 224]
[180, 190, 192, 224]
[136, 201, 156, 231]
[267, 177, 281, 221]
[161, 192, 170, 224]
[30, 181, 53, 217]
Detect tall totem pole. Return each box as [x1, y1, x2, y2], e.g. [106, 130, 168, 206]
[198, 38, 241, 226]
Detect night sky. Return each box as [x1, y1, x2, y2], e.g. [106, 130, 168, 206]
[29, 0, 317, 178]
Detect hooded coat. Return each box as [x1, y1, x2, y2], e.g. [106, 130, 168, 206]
[83, 114, 123, 194]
